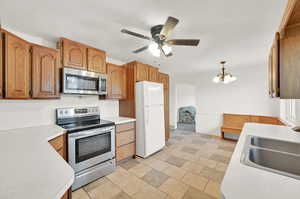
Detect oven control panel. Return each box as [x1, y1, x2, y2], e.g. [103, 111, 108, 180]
[56, 107, 100, 119]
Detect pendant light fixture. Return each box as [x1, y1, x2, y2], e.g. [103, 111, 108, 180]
[212, 61, 237, 84]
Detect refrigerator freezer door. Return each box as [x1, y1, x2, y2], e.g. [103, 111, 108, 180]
[144, 82, 164, 106]
[144, 104, 165, 157]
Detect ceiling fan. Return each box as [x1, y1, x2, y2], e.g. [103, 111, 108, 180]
[121, 16, 200, 57]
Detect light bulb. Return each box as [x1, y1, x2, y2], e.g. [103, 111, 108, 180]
[149, 42, 160, 57]
[162, 44, 172, 55]
[223, 74, 231, 84]
[213, 76, 220, 83]
[231, 75, 237, 82]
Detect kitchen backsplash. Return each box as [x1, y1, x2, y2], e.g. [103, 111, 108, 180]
[0, 95, 119, 130]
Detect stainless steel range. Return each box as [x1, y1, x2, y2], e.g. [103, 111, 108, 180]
[56, 106, 116, 190]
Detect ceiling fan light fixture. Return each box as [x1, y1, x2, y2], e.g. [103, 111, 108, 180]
[149, 42, 160, 57]
[162, 44, 172, 55]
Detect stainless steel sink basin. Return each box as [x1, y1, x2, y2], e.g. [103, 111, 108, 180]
[241, 136, 300, 180]
[251, 136, 300, 155]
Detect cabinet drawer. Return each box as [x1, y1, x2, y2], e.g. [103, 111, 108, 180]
[49, 135, 64, 151]
[116, 143, 135, 161]
[116, 122, 135, 132]
[116, 130, 135, 147]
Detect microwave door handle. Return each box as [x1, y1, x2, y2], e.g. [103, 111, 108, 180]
[98, 77, 102, 94]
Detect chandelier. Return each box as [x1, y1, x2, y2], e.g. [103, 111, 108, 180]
[212, 61, 237, 84]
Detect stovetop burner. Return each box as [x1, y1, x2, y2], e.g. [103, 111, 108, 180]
[60, 119, 114, 132]
[56, 107, 114, 133]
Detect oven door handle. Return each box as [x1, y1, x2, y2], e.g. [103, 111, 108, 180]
[68, 126, 115, 139]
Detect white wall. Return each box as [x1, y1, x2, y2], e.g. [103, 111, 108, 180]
[0, 25, 123, 130]
[171, 62, 280, 136]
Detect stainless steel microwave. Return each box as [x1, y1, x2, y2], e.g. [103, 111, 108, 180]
[63, 67, 107, 95]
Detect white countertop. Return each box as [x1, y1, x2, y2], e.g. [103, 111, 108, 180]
[221, 123, 300, 199]
[0, 125, 74, 199]
[103, 116, 136, 125]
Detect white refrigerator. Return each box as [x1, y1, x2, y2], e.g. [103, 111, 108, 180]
[135, 81, 165, 158]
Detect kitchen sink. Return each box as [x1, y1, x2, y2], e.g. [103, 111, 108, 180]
[251, 136, 300, 155]
[241, 136, 300, 180]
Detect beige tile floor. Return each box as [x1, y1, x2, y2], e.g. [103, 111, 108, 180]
[72, 130, 236, 199]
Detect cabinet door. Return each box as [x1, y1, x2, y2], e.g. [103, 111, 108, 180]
[32, 45, 60, 99]
[87, 48, 106, 73]
[0, 31, 3, 98]
[148, 65, 159, 82]
[135, 62, 149, 81]
[5, 32, 31, 99]
[159, 73, 169, 89]
[62, 39, 87, 70]
[280, 33, 300, 98]
[107, 63, 126, 99]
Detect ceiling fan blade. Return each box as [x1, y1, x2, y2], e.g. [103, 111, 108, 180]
[160, 16, 179, 39]
[166, 39, 200, 46]
[121, 29, 152, 40]
[133, 45, 149, 53]
[159, 46, 173, 57]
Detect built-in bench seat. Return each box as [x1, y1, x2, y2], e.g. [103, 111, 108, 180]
[221, 113, 285, 139]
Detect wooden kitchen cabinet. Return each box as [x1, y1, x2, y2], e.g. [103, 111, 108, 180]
[159, 72, 170, 89]
[267, 0, 300, 99]
[148, 65, 159, 82]
[31, 45, 60, 99]
[115, 122, 136, 163]
[159, 72, 170, 140]
[268, 32, 280, 98]
[107, 63, 126, 99]
[87, 48, 106, 73]
[0, 30, 3, 98]
[4, 31, 31, 99]
[135, 61, 149, 81]
[61, 38, 87, 70]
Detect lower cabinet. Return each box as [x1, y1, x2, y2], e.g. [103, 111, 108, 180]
[115, 122, 135, 163]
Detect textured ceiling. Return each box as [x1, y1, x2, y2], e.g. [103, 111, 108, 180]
[1, 0, 287, 75]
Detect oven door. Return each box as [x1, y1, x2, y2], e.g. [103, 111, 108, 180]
[68, 126, 115, 173]
[63, 67, 101, 95]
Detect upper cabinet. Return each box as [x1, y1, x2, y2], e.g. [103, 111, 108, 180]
[60, 38, 87, 70]
[107, 63, 126, 99]
[87, 48, 106, 74]
[60, 38, 107, 74]
[135, 62, 149, 81]
[31, 45, 60, 99]
[268, 0, 300, 99]
[4, 32, 31, 99]
[268, 32, 280, 98]
[148, 65, 159, 82]
[159, 72, 170, 89]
